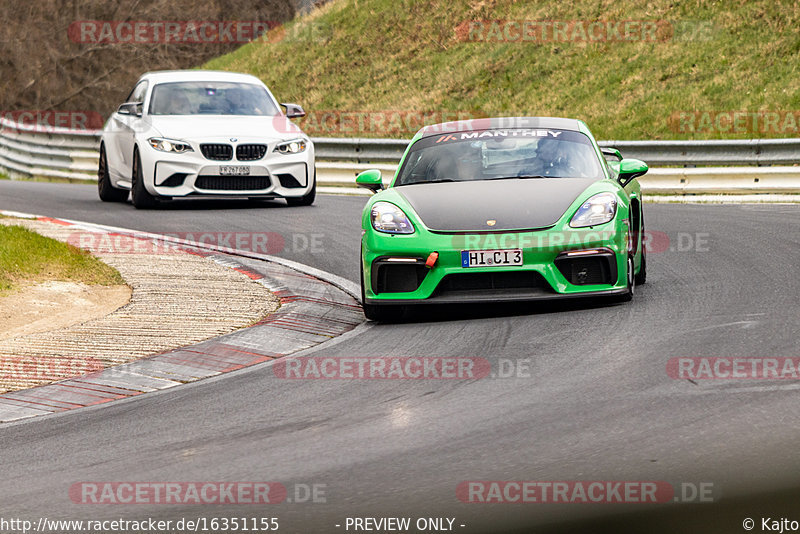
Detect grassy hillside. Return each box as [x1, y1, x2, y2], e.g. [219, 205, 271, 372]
[205, 0, 800, 140]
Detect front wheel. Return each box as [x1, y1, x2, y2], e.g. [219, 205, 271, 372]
[635, 246, 647, 285]
[617, 254, 635, 302]
[131, 149, 159, 209]
[286, 185, 316, 207]
[97, 145, 129, 202]
[286, 170, 316, 206]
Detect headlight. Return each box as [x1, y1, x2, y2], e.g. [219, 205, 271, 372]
[275, 138, 307, 154]
[370, 202, 415, 234]
[148, 138, 193, 153]
[570, 192, 617, 228]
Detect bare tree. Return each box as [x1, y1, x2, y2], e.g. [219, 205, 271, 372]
[0, 0, 296, 119]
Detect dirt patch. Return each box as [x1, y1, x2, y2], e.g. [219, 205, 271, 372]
[0, 281, 131, 341]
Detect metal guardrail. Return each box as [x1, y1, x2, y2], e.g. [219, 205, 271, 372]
[313, 136, 800, 166]
[1, 119, 799, 195]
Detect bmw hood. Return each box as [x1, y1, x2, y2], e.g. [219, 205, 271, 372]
[147, 115, 304, 141]
[395, 178, 601, 232]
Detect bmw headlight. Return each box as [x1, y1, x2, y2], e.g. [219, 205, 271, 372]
[275, 138, 307, 154]
[148, 138, 193, 153]
[371, 202, 415, 234]
[570, 192, 617, 228]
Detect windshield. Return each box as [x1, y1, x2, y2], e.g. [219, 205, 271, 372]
[148, 81, 280, 116]
[395, 129, 604, 186]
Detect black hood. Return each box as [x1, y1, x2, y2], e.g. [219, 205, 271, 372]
[395, 178, 599, 232]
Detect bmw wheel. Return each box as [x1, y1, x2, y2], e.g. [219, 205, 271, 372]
[97, 144, 129, 202]
[131, 148, 159, 209]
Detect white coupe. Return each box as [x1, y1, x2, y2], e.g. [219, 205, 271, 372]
[98, 70, 315, 208]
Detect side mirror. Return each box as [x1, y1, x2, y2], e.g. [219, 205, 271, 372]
[281, 103, 306, 119]
[118, 102, 142, 117]
[617, 158, 648, 187]
[356, 169, 384, 192]
[601, 147, 622, 163]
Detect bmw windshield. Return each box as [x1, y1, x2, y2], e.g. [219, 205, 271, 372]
[395, 129, 605, 186]
[148, 81, 281, 116]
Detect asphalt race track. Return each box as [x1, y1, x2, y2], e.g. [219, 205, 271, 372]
[1, 180, 799, 533]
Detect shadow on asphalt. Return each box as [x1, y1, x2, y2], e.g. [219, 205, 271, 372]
[371, 297, 627, 324]
[125, 198, 306, 210]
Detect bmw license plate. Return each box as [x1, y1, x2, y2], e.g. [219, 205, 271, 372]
[461, 249, 523, 268]
[219, 165, 251, 176]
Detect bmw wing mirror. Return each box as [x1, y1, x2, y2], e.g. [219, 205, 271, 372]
[617, 158, 648, 187]
[117, 102, 143, 117]
[356, 169, 384, 193]
[281, 103, 306, 119]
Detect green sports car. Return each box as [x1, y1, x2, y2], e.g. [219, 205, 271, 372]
[356, 117, 648, 321]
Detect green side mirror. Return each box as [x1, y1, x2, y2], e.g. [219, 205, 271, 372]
[356, 169, 384, 192]
[617, 158, 648, 187]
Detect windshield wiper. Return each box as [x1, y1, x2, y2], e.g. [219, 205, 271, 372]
[487, 175, 549, 180]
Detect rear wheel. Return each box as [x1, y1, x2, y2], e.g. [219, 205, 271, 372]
[97, 145, 129, 202]
[131, 149, 158, 209]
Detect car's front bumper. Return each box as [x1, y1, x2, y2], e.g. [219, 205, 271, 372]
[362, 224, 630, 306]
[140, 140, 315, 198]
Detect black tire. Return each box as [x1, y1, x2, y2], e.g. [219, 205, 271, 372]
[286, 170, 316, 206]
[97, 145, 129, 202]
[131, 149, 159, 209]
[635, 211, 647, 285]
[617, 254, 635, 302]
[635, 245, 647, 285]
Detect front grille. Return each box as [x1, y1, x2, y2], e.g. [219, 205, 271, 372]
[200, 144, 233, 161]
[555, 255, 614, 285]
[437, 271, 548, 294]
[236, 144, 268, 161]
[195, 175, 271, 191]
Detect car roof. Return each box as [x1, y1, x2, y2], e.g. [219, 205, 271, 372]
[417, 117, 584, 138]
[138, 70, 265, 85]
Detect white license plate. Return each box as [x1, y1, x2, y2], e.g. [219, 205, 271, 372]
[461, 249, 523, 268]
[219, 166, 251, 176]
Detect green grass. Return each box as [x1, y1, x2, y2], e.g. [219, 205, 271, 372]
[205, 0, 800, 140]
[0, 224, 124, 292]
